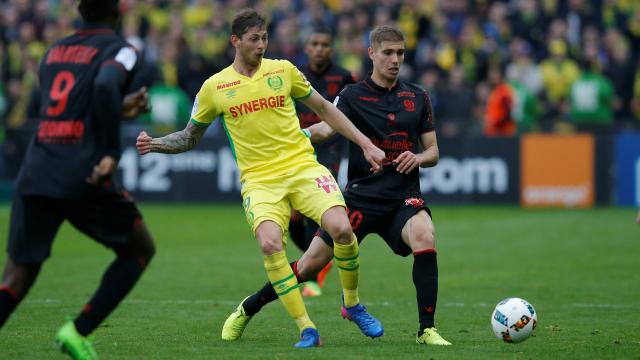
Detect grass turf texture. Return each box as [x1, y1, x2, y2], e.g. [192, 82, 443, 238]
[0, 204, 639, 359]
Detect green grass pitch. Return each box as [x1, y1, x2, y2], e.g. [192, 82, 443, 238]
[1, 204, 639, 359]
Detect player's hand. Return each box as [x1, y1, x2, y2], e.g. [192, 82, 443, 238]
[122, 86, 151, 118]
[393, 151, 420, 174]
[86, 155, 117, 185]
[136, 131, 153, 155]
[363, 143, 386, 174]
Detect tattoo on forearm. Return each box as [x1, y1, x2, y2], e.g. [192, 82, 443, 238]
[150, 122, 206, 153]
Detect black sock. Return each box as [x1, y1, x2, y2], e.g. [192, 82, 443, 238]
[0, 287, 18, 328]
[413, 251, 438, 332]
[243, 261, 306, 317]
[74, 257, 145, 336]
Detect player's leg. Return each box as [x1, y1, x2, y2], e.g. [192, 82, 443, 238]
[291, 165, 383, 338]
[70, 219, 155, 337]
[223, 235, 333, 341]
[242, 182, 319, 347]
[55, 190, 155, 359]
[0, 259, 42, 328]
[1, 195, 62, 328]
[254, 220, 320, 347]
[399, 209, 450, 346]
[319, 206, 362, 305]
[243, 236, 333, 315]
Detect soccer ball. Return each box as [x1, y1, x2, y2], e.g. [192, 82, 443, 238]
[491, 297, 537, 343]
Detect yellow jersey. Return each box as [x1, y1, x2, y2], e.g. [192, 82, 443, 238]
[190, 59, 317, 180]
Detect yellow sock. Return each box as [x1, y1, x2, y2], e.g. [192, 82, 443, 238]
[264, 250, 315, 332]
[334, 235, 360, 307]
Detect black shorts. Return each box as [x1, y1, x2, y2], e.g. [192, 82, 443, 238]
[7, 185, 142, 265]
[317, 192, 431, 257]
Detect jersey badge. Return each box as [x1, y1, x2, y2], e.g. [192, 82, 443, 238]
[404, 99, 415, 112]
[405, 198, 425, 208]
[267, 75, 284, 92]
[315, 175, 338, 193]
[115, 46, 137, 71]
[226, 89, 238, 99]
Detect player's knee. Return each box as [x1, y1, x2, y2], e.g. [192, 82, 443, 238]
[255, 233, 283, 255]
[255, 221, 284, 255]
[115, 226, 156, 267]
[413, 227, 435, 250]
[139, 239, 156, 265]
[1, 263, 40, 301]
[325, 220, 353, 244]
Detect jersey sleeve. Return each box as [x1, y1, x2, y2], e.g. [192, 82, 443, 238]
[190, 79, 218, 126]
[288, 61, 314, 100]
[333, 87, 353, 119]
[102, 45, 140, 77]
[419, 91, 436, 134]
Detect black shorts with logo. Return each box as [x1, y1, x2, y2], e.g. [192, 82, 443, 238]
[7, 183, 142, 265]
[317, 192, 431, 257]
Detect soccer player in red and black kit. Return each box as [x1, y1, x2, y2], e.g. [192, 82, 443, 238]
[0, 1, 155, 359]
[222, 25, 452, 346]
[289, 27, 355, 297]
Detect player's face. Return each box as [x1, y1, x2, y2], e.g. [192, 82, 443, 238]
[369, 41, 404, 82]
[235, 26, 268, 67]
[304, 33, 332, 67]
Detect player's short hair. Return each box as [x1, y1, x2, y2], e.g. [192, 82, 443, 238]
[306, 26, 333, 43]
[369, 25, 405, 49]
[231, 9, 267, 38]
[78, 0, 119, 23]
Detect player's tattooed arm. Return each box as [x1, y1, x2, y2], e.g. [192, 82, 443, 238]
[136, 122, 207, 155]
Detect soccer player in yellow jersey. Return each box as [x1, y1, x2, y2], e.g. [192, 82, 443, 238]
[135, 9, 385, 348]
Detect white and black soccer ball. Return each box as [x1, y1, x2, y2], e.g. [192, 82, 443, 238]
[491, 297, 537, 343]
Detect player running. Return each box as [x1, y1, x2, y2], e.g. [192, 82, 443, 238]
[135, 9, 385, 348]
[290, 27, 355, 297]
[0, 1, 155, 359]
[222, 25, 452, 346]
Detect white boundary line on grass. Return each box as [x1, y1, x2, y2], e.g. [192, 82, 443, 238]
[23, 298, 634, 309]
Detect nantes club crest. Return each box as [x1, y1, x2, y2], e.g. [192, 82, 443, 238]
[267, 75, 284, 92]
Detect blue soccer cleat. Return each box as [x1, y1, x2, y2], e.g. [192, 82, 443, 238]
[341, 303, 384, 338]
[294, 328, 321, 348]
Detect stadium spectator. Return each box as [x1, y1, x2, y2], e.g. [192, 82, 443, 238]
[540, 39, 580, 119]
[222, 25, 452, 347]
[505, 39, 542, 96]
[1, 0, 639, 148]
[139, 81, 191, 135]
[288, 27, 355, 297]
[438, 65, 473, 138]
[569, 60, 615, 133]
[135, 9, 385, 348]
[603, 31, 636, 128]
[0, 1, 155, 360]
[510, 79, 540, 134]
[484, 65, 516, 137]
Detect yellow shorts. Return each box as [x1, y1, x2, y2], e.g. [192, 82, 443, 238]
[241, 162, 346, 238]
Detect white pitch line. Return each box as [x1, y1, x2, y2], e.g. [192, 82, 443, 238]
[22, 299, 635, 309]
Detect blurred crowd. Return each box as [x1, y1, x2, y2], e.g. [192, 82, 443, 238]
[1, 0, 640, 161]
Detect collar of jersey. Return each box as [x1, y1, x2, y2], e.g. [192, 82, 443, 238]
[365, 73, 398, 93]
[75, 22, 115, 35]
[306, 61, 333, 77]
[230, 62, 264, 80]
